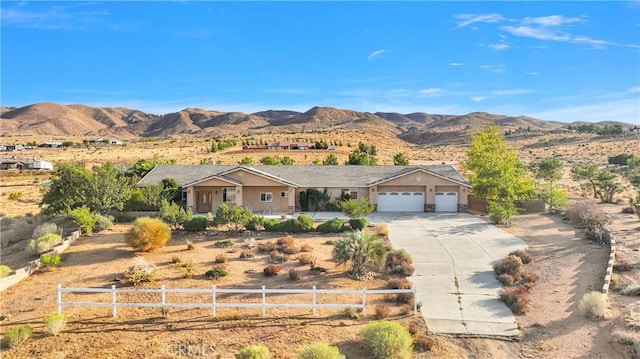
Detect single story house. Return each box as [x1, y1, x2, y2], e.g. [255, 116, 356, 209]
[138, 165, 470, 214]
[267, 141, 315, 150]
[88, 138, 124, 145]
[0, 158, 53, 170]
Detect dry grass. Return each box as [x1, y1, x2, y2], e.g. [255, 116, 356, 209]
[578, 291, 610, 320]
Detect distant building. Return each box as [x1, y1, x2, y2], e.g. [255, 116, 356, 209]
[629, 127, 640, 136]
[267, 141, 315, 150]
[0, 145, 24, 152]
[87, 138, 124, 145]
[39, 142, 63, 148]
[0, 158, 53, 170]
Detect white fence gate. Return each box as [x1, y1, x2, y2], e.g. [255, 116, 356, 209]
[57, 284, 417, 318]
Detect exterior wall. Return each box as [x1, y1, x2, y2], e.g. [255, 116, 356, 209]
[374, 171, 469, 206]
[295, 187, 370, 209]
[242, 186, 291, 213]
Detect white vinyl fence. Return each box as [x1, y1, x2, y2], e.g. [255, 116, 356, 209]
[57, 284, 417, 318]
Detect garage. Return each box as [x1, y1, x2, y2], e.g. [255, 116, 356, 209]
[377, 192, 424, 212]
[435, 192, 458, 212]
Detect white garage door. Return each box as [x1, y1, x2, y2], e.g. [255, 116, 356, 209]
[435, 192, 458, 212]
[377, 192, 424, 212]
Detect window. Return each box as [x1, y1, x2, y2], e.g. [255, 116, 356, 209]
[341, 188, 359, 200]
[280, 191, 288, 198]
[222, 187, 236, 203]
[260, 192, 273, 202]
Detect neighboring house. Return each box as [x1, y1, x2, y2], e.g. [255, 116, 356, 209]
[0, 158, 53, 170]
[88, 138, 124, 145]
[1, 145, 24, 152]
[39, 142, 63, 148]
[629, 127, 640, 136]
[138, 165, 470, 214]
[267, 141, 316, 150]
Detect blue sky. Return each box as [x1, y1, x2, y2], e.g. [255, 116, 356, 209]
[1, 1, 639, 124]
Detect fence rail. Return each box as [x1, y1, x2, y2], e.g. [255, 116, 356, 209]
[57, 284, 417, 318]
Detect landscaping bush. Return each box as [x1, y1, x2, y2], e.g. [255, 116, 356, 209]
[271, 218, 312, 233]
[388, 278, 412, 289]
[43, 313, 67, 335]
[349, 218, 367, 231]
[215, 239, 235, 248]
[413, 335, 436, 352]
[26, 233, 62, 254]
[4, 324, 32, 348]
[236, 344, 272, 359]
[270, 253, 288, 264]
[8, 191, 23, 201]
[0, 265, 12, 278]
[263, 265, 282, 276]
[245, 215, 265, 231]
[277, 236, 295, 247]
[297, 342, 345, 359]
[215, 254, 228, 264]
[374, 304, 391, 319]
[263, 218, 280, 231]
[497, 274, 516, 286]
[578, 291, 609, 320]
[384, 249, 415, 276]
[300, 243, 313, 252]
[297, 254, 315, 266]
[499, 286, 530, 314]
[257, 242, 277, 253]
[124, 259, 156, 286]
[283, 244, 299, 254]
[288, 268, 301, 281]
[125, 217, 171, 251]
[206, 265, 228, 280]
[493, 255, 524, 278]
[565, 201, 611, 231]
[519, 271, 540, 289]
[297, 214, 313, 230]
[488, 201, 519, 225]
[316, 218, 345, 233]
[32, 222, 58, 239]
[158, 200, 193, 229]
[395, 292, 414, 305]
[186, 239, 196, 251]
[184, 215, 208, 232]
[95, 214, 114, 232]
[375, 223, 389, 237]
[240, 249, 255, 260]
[39, 253, 61, 271]
[508, 249, 533, 264]
[68, 206, 99, 235]
[360, 320, 413, 359]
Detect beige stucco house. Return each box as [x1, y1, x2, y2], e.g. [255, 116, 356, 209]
[138, 165, 471, 213]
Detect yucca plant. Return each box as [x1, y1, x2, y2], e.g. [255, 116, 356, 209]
[332, 230, 387, 280]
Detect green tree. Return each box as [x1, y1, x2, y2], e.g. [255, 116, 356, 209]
[571, 164, 600, 198]
[462, 125, 533, 203]
[332, 230, 387, 280]
[280, 156, 295, 165]
[593, 170, 622, 203]
[346, 142, 378, 165]
[158, 200, 193, 230]
[322, 154, 339, 165]
[86, 163, 132, 214]
[338, 199, 375, 218]
[530, 158, 563, 183]
[212, 204, 253, 231]
[238, 157, 254, 165]
[260, 156, 279, 165]
[529, 158, 567, 209]
[393, 152, 410, 165]
[41, 163, 92, 215]
[125, 158, 175, 179]
[68, 206, 99, 235]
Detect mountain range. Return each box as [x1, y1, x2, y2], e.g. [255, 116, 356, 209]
[0, 103, 632, 145]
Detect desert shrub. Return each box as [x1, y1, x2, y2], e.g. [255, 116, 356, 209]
[565, 201, 611, 231]
[186, 239, 196, 251]
[488, 201, 519, 225]
[344, 307, 360, 319]
[8, 191, 23, 201]
[413, 335, 436, 352]
[124, 259, 156, 286]
[95, 214, 114, 232]
[497, 274, 516, 286]
[4, 324, 32, 348]
[26, 233, 62, 254]
[360, 320, 413, 359]
[519, 271, 540, 289]
[39, 253, 61, 270]
[375, 223, 389, 236]
[0, 265, 12, 278]
[32, 222, 58, 238]
[68, 206, 99, 234]
[215, 254, 228, 264]
[578, 291, 609, 320]
[206, 265, 228, 280]
[300, 243, 313, 252]
[236, 344, 272, 359]
[240, 249, 255, 260]
[184, 215, 208, 232]
[384, 249, 415, 276]
[388, 278, 412, 289]
[324, 239, 336, 245]
[297, 342, 345, 359]
[257, 242, 277, 253]
[297, 254, 315, 266]
[310, 266, 327, 274]
[277, 236, 295, 247]
[263, 264, 282, 276]
[272, 218, 311, 233]
[493, 255, 524, 278]
[215, 239, 235, 248]
[316, 218, 345, 233]
[499, 286, 530, 314]
[244, 215, 265, 231]
[374, 305, 391, 319]
[622, 285, 640, 296]
[349, 218, 367, 231]
[269, 253, 287, 263]
[395, 292, 414, 304]
[297, 214, 313, 231]
[621, 206, 635, 214]
[125, 217, 171, 251]
[171, 255, 183, 264]
[263, 218, 280, 231]
[283, 244, 299, 254]
[43, 313, 67, 335]
[158, 200, 192, 229]
[288, 268, 301, 281]
[509, 249, 533, 264]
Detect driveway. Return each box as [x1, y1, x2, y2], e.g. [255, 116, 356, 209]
[369, 212, 527, 337]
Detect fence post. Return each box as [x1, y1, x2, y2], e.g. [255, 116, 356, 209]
[161, 285, 166, 309]
[57, 284, 62, 314]
[312, 286, 317, 316]
[362, 287, 367, 318]
[111, 285, 117, 317]
[262, 285, 266, 315]
[413, 286, 418, 314]
[212, 286, 216, 317]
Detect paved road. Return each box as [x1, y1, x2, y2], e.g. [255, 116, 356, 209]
[369, 212, 527, 337]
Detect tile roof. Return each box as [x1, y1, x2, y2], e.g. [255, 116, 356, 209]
[138, 164, 470, 188]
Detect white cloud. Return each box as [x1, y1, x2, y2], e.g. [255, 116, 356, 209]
[522, 15, 585, 26]
[480, 65, 507, 73]
[629, 86, 640, 93]
[525, 71, 540, 75]
[0, 3, 110, 30]
[501, 25, 570, 41]
[453, 13, 505, 29]
[488, 43, 510, 50]
[417, 88, 443, 96]
[471, 96, 491, 102]
[490, 89, 533, 96]
[449, 62, 464, 66]
[367, 49, 387, 60]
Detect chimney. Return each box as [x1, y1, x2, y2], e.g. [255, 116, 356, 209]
[208, 157, 216, 165]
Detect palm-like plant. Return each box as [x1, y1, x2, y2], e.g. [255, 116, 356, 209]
[332, 230, 387, 280]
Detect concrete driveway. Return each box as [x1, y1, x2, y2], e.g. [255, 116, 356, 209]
[369, 212, 526, 337]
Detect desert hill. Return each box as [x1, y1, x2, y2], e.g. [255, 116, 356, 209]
[1, 102, 633, 145]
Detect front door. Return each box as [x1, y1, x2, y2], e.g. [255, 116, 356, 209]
[196, 191, 212, 213]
